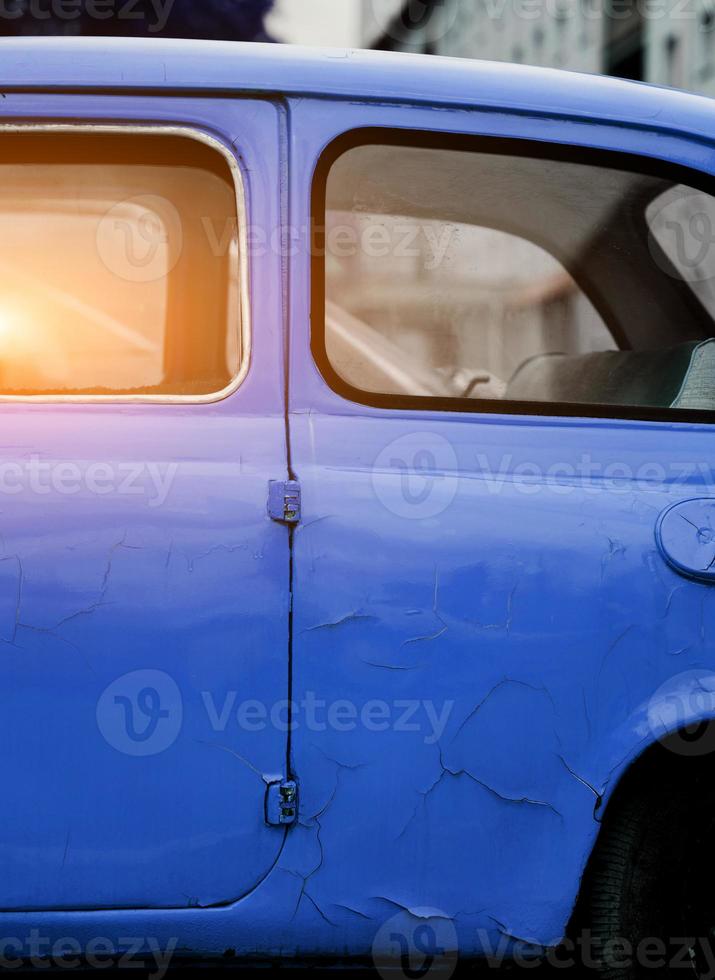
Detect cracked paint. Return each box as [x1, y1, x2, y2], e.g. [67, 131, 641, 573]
[304, 611, 377, 633]
[0, 55, 713, 971]
[402, 568, 448, 646]
[280, 379, 715, 955]
[0, 403, 292, 915]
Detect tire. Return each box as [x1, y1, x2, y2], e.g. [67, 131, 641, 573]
[573, 743, 714, 978]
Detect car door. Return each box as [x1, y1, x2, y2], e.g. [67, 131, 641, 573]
[0, 100, 291, 911]
[286, 100, 715, 946]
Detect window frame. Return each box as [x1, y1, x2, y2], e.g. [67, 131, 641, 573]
[0, 123, 249, 405]
[311, 127, 715, 424]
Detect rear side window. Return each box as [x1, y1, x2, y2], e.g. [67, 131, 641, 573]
[0, 131, 241, 398]
[314, 134, 715, 421]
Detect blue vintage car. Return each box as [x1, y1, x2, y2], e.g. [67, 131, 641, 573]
[0, 35, 714, 976]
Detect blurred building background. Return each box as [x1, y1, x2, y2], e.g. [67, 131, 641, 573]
[268, 0, 361, 45]
[361, 0, 715, 95]
[318, 0, 715, 399]
[2, 0, 712, 94]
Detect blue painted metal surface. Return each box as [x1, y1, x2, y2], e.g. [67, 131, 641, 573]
[0, 94, 292, 914]
[264, 780, 298, 827]
[284, 88, 715, 955]
[657, 498, 715, 582]
[267, 480, 301, 525]
[0, 36, 713, 966]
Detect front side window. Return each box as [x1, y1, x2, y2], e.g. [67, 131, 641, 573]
[316, 135, 715, 420]
[0, 131, 241, 397]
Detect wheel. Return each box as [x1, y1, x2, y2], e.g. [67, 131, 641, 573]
[573, 742, 714, 978]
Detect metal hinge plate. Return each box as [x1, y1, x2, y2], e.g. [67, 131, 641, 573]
[268, 480, 301, 525]
[265, 779, 298, 826]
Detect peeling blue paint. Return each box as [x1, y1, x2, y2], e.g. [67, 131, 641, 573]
[0, 36, 712, 967]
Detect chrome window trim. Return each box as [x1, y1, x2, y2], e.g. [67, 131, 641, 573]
[0, 123, 250, 405]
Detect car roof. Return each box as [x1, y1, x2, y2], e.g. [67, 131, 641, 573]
[0, 37, 714, 140]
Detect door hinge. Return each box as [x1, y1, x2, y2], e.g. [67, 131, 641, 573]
[265, 779, 298, 827]
[268, 480, 301, 525]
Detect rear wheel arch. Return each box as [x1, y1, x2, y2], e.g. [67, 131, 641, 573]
[568, 733, 715, 976]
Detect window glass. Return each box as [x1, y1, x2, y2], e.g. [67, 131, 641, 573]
[322, 141, 715, 416]
[0, 133, 240, 396]
[646, 187, 715, 317]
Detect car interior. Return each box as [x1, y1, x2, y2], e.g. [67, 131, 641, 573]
[324, 141, 715, 412]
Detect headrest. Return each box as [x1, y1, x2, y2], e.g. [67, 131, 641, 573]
[506, 341, 712, 410]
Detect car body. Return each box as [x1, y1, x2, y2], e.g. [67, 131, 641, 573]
[0, 36, 713, 969]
